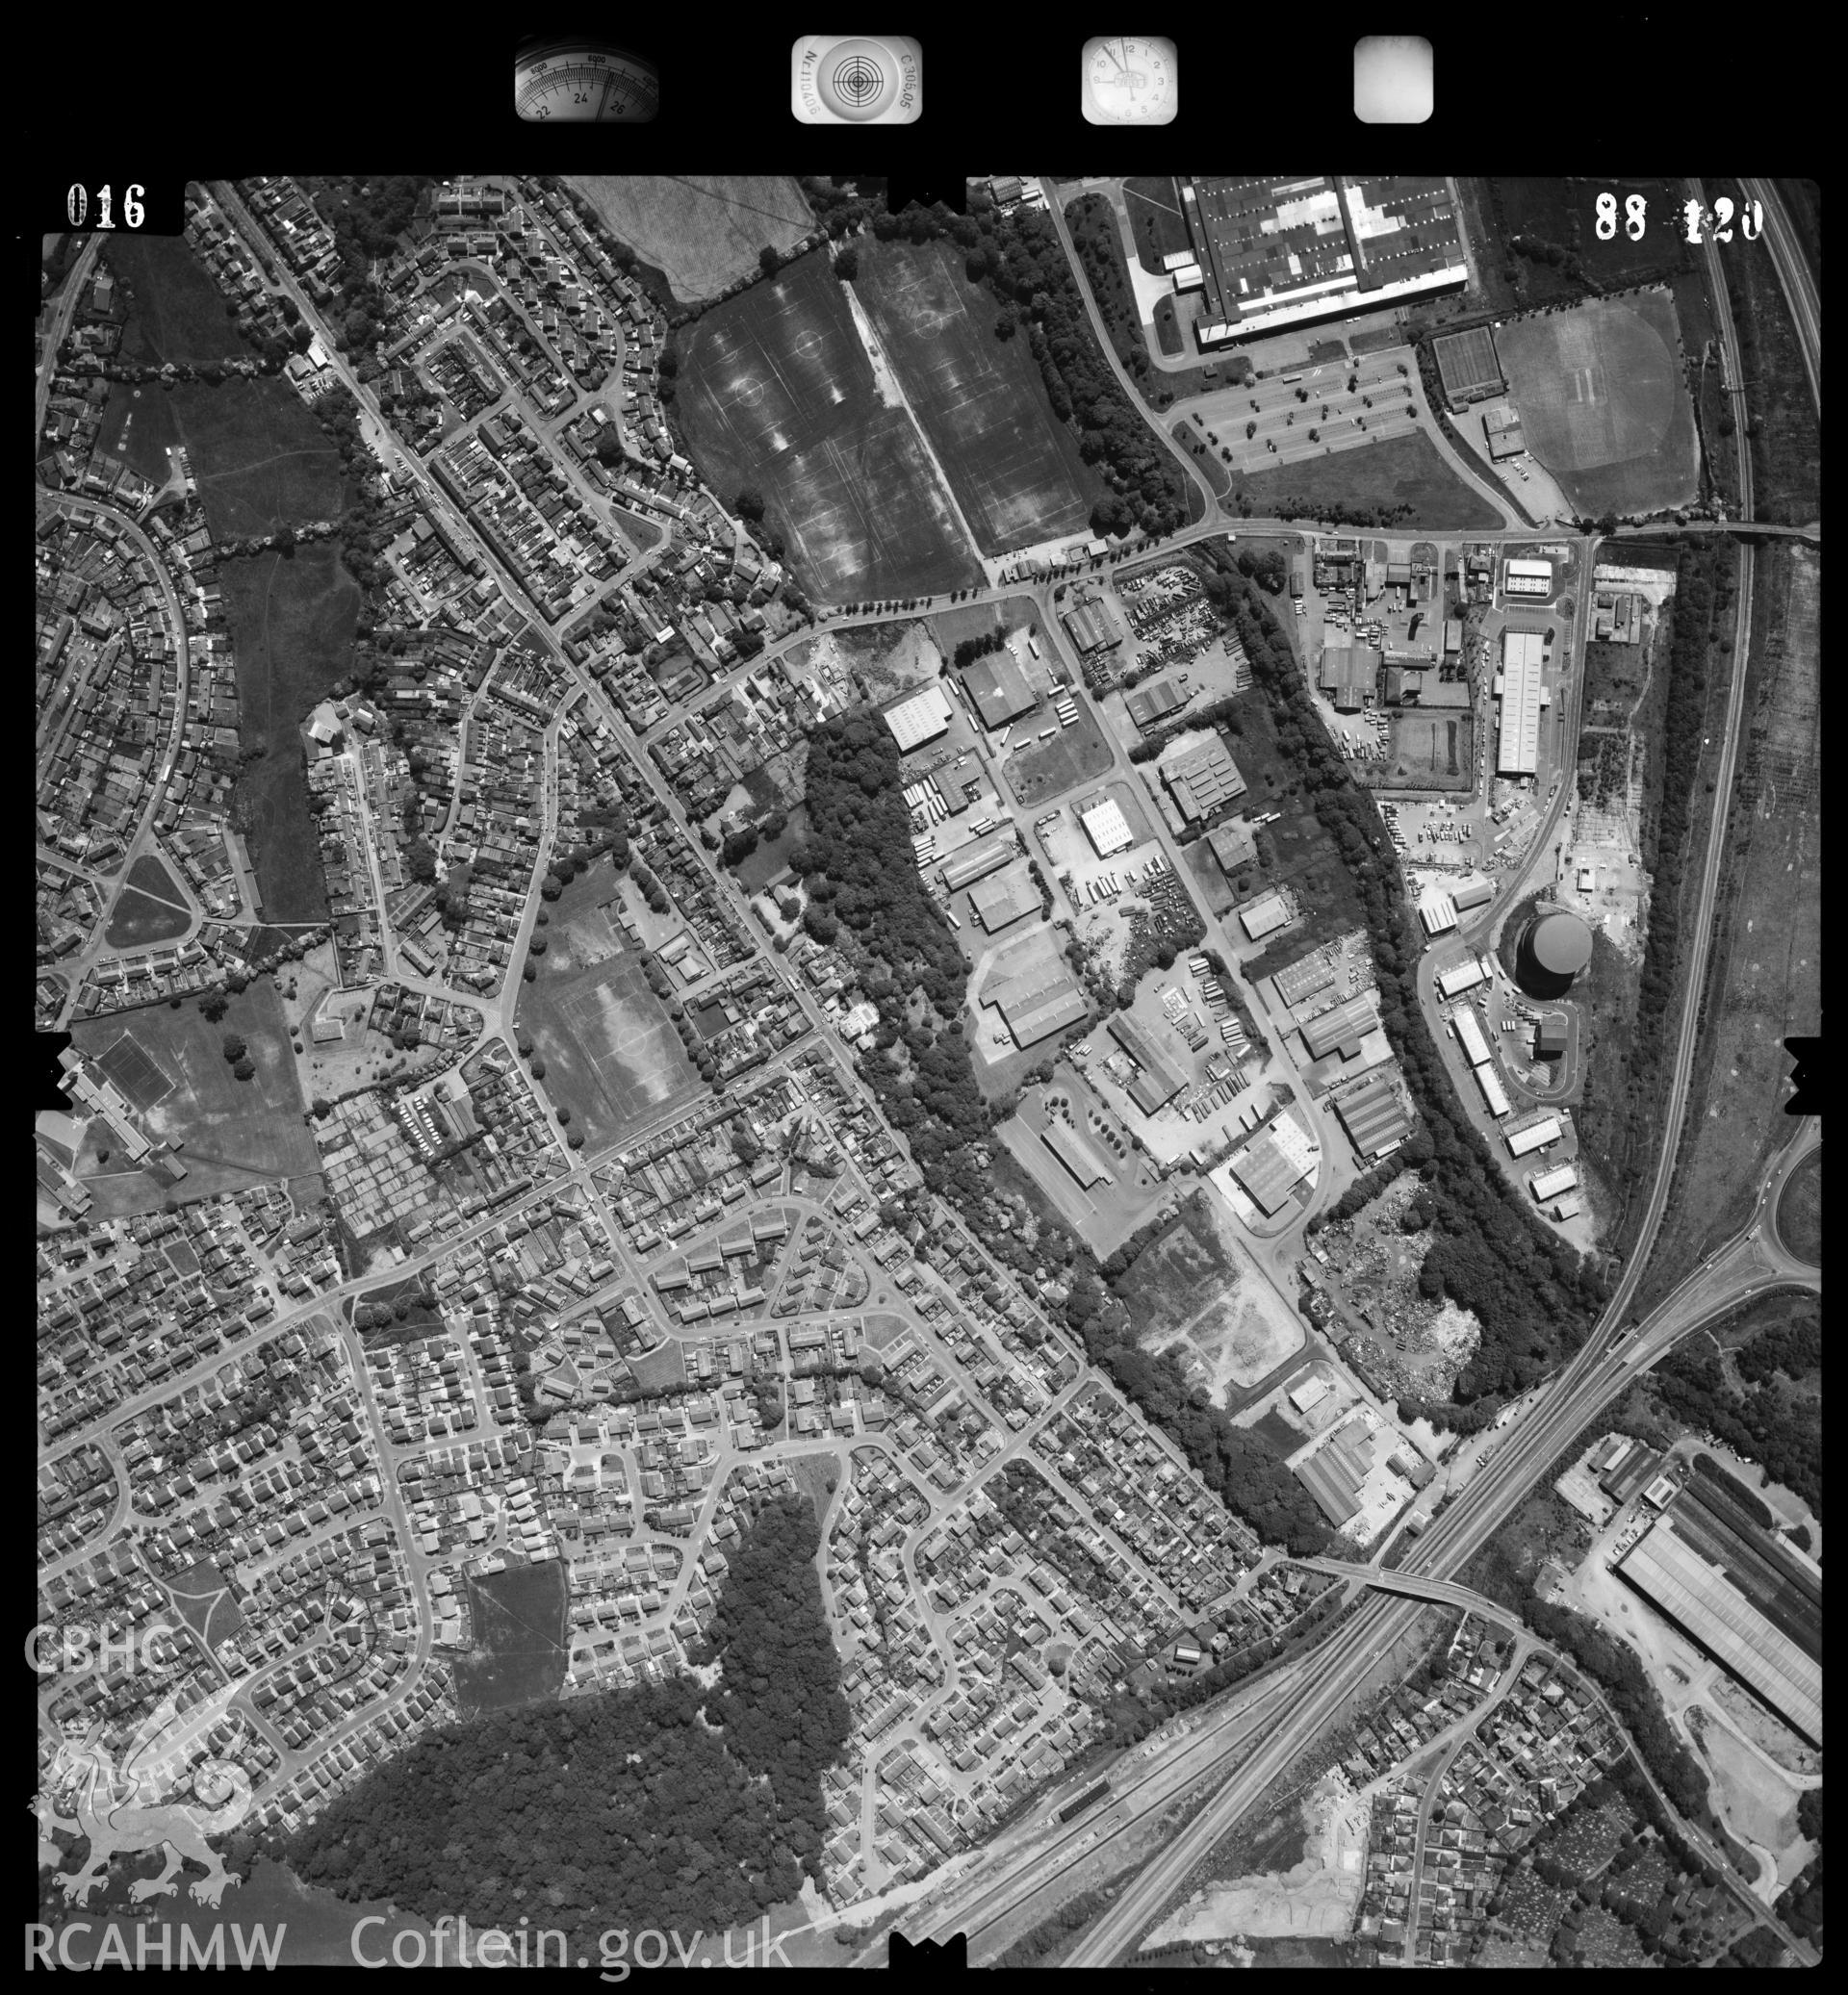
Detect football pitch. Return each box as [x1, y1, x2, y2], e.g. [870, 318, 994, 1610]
[854, 238, 1101, 553]
[677, 254, 984, 603]
[517, 930, 704, 1152]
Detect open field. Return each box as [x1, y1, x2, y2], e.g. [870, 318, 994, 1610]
[101, 378, 184, 488]
[1116, 1189, 1303, 1399]
[453, 1559, 569, 1712]
[565, 177, 813, 304]
[101, 885, 191, 951]
[677, 251, 983, 602]
[172, 378, 349, 541]
[1002, 700, 1116, 807]
[1731, 236, 1821, 525]
[1643, 547, 1817, 1284]
[516, 878, 704, 1152]
[1221, 429, 1502, 530]
[1686, 1703, 1805, 1859]
[1497, 290, 1699, 518]
[103, 853, 192, 949]
[854, 237, 1102, 554]
[102, 234, 254, 369]
[164, 1558, 244, 1650]
[220, 544, 360, 927]
[1774, 1149, 1819, 1266]
[71, 982, 322, 1212]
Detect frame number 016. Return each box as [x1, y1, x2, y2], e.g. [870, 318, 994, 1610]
[67, 184, 146, 229]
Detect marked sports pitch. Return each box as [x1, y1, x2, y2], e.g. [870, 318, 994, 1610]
[678, 255, 984, 602]
[1497, 289, 1699, 516]
[853, 238, 1100, 553]
[517, 939, 704, 1152]
[93, 1031, 175, 1111]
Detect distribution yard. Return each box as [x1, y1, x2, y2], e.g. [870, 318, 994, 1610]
[677, 252, 984, 601]
[853, 238, 1100, 553]
[1496, 290, 1699, 517]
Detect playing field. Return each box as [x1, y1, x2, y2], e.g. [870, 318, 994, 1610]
[516, 897, 704, 1151]
[453, 1560, 569, 1712]
[853, 238, 1101, 553]
[71, 982, 323, 1210]
[103, 852, 192, 951]
[1497, 289, 1699, 516]
[677, 254, 985, 603]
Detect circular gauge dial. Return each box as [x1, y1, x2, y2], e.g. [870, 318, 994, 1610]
[515, 40, 660, 122]
[1082, 36, 1177, 125]
[792, 36, 921, 124]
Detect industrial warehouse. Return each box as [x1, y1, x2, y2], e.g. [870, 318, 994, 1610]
[1496, 629, 1547, 775]
[1159, 734, 1246, 824]
[1105, 1010, 1189, 1115]
[1180, 175, 1468, 348]
[883, 681, 954, 753]
[1616, 1485, 1822, 1747]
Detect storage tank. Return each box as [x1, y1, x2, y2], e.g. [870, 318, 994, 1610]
[1517, 908, 1592, 997]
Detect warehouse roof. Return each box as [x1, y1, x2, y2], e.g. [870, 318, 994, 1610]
[939, 832, 1018, 894]
[1040, 1117, 1112, 1188]
[1126, 678, 1187, 731]
[1619, 1517, 1822, 1744]
[1450, 875, 1495, 910]
[995, 960, 1089, 1047]
[1331, 1069, 1411, 1157]
[1228, 1127, 1308, 1214]
[1300, 989, 1381, 1061]
[1497, 628, 1545, 774]
[967, 863, 1040, 933]
[1207, 819, 1257, 874]
[962, 652, 1038, 730]
[1272, 952, 1338, 1010]
[1295, 1448, 1362, 1527]
[1105, 1011, 1187, 1113]
[1079, 799, 1134, 857]
[1160, 735, 1246, 821]
[1240, 889, 1294, 940]
[884, 682, 954, 753]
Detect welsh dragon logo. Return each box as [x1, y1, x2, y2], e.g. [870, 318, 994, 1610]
[35, 1692, 253, 1909]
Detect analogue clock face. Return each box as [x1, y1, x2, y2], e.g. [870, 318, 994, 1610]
[513, 40, 660, 122]
[1082, 36, 1178, 125]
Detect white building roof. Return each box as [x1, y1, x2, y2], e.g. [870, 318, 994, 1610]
[1079, 798, 1134, 857]
[1497, 629, 1545, 774]
[884, 683, 954, 754]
